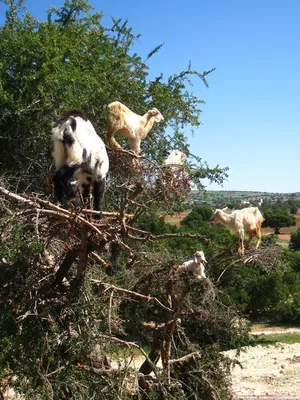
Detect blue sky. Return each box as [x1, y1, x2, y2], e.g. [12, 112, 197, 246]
[1, 0, 299, 193]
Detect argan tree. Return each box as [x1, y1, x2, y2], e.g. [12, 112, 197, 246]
[0, 1, 250, 399]
[263, 207, 296, 234]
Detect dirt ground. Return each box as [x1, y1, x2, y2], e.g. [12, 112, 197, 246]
[110, 327, 300, 399]
[226, 342, 300, 398]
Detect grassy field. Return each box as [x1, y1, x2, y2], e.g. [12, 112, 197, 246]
[163, 210, 190, 226]
[252, 332, 300, 345]
[250, 323, 300, 345]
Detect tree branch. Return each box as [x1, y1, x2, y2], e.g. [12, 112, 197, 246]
[126, 227, 209, 243]
[90, 281, 173, 313]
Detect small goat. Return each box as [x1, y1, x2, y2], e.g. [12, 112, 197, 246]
[163, 150, 185, 167]
[213, 207, 264, 256]
[177, 251, 207, 280]
[107, 101, 164, 154]
[52, 109, 109, 216]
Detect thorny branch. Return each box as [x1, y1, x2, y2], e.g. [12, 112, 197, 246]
[0, 183, 217, 396]
[91, 281, 173, 313]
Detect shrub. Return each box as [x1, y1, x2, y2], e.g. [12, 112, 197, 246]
[290, 229, 300, 251]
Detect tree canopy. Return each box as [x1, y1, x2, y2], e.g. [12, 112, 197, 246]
[263, 207, 296, 234]
[181, 205, 213, 229]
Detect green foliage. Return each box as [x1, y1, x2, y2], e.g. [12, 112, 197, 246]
[263, 207, 296, 234]
[209, 250, 300, 323]
[181, 205, 213, 229]
[0, 216, 41, 262]
[289, 229, 300, 251]
[137, 213, 176, 235]
[287, 250, 300, 272]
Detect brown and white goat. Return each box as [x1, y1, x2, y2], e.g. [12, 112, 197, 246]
[106, 101, 164, 155]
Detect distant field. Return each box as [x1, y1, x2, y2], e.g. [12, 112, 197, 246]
[164, 211, 190, 226]
[164, 210, 300, 242]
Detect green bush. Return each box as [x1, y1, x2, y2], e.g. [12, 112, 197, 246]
[290, 229, 300, 251]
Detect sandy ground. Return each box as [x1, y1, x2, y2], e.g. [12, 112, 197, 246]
[111, 327, 300, 399]
[226, 342, 300, 398]
[225, 325, 300, 399]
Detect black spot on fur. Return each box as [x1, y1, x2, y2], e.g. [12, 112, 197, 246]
[55, 109, 87, 128]
[81, 152, 92, 173]
[63, 126, 75, 146]
[93, 179, 106, 215]
[81, 184, 90, 200]
[70, 118, 77, 131]
[53, 164, 79, 203]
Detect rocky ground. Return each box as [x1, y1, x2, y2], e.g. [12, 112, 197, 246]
[226, 342, 300, 398]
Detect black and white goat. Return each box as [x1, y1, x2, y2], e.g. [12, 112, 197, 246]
[52, 109, 109, 216]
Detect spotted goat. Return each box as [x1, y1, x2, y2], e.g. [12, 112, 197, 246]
[52, 109, 109, 217]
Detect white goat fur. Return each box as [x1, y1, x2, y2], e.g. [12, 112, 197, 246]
[107, 101, 164, 154]
[52, 110, 109, 213]
[177, 251, 207, 280]
[163, 150, 185, 166]
[213, 207, 264, 256]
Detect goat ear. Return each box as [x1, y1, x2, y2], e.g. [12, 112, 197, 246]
[222, 206, 228, 211]
[201, 253, 207, 263]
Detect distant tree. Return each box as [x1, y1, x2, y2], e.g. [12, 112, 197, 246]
[290, 205, 298, 215]
[181, 205, 213, 229]
[263, 207, 296, 234]
[289, 229, 300, 251]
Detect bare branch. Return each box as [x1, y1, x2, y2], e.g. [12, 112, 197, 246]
[170, 351, 201, 366]
[126, 227, 209, 243]
[91, 281, 173, 313]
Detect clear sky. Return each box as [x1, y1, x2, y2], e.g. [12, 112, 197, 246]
[1, 0, 299, 193]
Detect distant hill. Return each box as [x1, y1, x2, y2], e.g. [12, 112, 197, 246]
[188, 190, 300, 208]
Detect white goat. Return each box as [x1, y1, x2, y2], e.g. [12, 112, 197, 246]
[52, 109, 109, 216]
[177, 251, 207, 280]
[106, 101, 164, 154]
[163, 150, 185, 167]
[213, 207, 264, 256]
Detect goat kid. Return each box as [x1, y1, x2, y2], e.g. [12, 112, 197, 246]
[163, 150, 185, 167]
[107, 101, 164, 155]
[177, 251, 207, 280]
[213, 207, 264, 256]
[52, 109, 109, 217]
